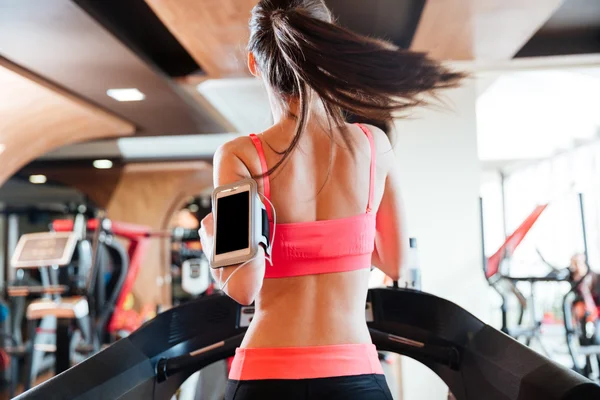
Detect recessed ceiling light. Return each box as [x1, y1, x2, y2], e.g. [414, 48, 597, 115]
[93, 159, 113, 169]
[106, 88, 145, 102]
[29, 175, 47, 184]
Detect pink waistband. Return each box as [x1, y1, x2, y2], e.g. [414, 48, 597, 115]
[229, 344, 383, 380]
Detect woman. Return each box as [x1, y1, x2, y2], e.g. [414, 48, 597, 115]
[570, 254, 600, 320]
[199, 0, 463, 398]
[568, 253, 600, 375]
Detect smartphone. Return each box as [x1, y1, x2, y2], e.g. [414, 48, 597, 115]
[211, 179, 262, 269]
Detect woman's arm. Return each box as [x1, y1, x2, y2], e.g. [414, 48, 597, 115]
[370, 129, 406, 281]
[199, 140, 266, 305]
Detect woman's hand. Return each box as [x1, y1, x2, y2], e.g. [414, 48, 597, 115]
[199, 213, 214, 264]
[199, 213, 224, 282]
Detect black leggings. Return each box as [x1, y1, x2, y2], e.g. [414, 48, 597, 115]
[225, 374, 393, 400]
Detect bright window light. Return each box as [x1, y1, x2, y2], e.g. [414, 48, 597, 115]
[93, 159, 113, 169]
[29, 175, 47, 184]
[106, 88, 145, 102]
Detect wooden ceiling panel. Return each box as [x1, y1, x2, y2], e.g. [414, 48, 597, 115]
[145, 0, 258, 78]
[410, 0, 474, 60]
[411, 0, 562, 61]
[0, 59, 135, 186]
[42, 167, 124, 209]
[0, 0, 227, 137]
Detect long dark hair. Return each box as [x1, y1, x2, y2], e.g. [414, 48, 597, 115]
[249, 0, 464, 176]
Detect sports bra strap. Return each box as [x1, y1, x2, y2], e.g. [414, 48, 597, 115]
[355, 124, 376, 213]
[249, 134, 272, 221]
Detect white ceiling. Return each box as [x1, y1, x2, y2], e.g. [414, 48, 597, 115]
[41, 133, 240, 161]
[477, 66, 600, 163]
[197, 78, 272, 134]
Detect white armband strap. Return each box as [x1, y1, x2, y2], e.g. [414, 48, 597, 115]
[259, 202, 271, 258]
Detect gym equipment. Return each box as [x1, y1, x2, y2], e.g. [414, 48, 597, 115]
[181, 258, 211, 297]
[481, 199, 553, 343]
[170, 228, 219, 399]
[562, 194, 600, 379]
[52, 218, 155, 338]
[5, 212, 135, 393]
[0, 204, 97, 395]
[171, 228, 214, 305]
[482, 193, 600, 379]
[7, 228, 92, 391]
[0, 298, 18, 396]
[172, 227, 201, 243]
[500, 272, 569, 357]
[15, 288, 600, 400]
[563, 267, 600, 379]
[481, 195, 588, 350]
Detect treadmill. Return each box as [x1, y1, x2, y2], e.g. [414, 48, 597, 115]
[15, 288, 600, 400]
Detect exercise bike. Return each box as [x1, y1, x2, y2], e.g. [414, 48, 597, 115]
[6, 211, 132, 393]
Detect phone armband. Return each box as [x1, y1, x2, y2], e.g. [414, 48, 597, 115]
[211, 179, 270, 269]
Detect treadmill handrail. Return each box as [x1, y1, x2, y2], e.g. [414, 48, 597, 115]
[156, 333, 245, 382]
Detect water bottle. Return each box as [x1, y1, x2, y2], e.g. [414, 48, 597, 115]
[405, 238, 421, 290]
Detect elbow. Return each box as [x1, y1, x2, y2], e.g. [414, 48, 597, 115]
[222, 256, 265, 305]
[384, 265, 401, 281]
[229, 293, 255, 306]
[373, 251, 402, 282]
[387, 272, 401, 282]
[226, 282, 258, 306]
[225, 272, 263, 306]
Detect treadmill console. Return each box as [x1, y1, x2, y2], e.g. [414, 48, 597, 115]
[11, 232, 78, 269]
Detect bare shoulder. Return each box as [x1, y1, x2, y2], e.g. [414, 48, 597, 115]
[361, 123, 395, 169]
[361, 124, 392, 151]
[213, 136, 256, 185]
[214, 136, 252, 161]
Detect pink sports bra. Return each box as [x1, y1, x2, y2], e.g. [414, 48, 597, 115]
[249, 124, 377, 279]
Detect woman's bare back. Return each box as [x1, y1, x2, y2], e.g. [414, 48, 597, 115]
[229, 120, 392, 348]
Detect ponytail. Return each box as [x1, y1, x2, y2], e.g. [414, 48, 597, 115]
[249, 0, 464, 176]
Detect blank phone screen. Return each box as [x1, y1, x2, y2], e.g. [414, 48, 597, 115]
[216, 192, 250, 255]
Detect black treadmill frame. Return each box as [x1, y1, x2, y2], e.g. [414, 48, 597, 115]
[15, 288, 600, 400]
